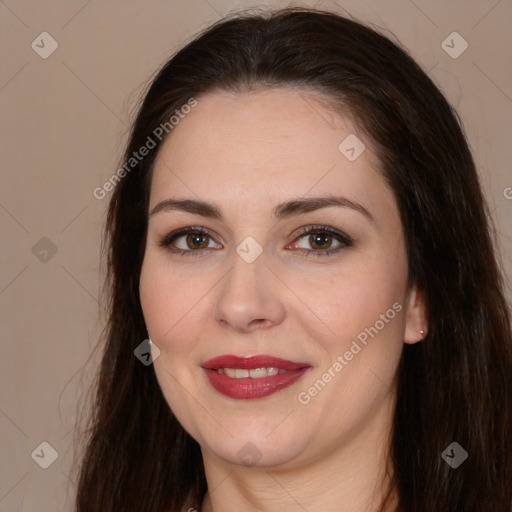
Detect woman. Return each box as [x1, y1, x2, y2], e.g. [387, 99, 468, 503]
[73, 7, 512, 512]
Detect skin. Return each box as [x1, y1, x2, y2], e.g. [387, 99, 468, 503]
[139, 88, 427, 512]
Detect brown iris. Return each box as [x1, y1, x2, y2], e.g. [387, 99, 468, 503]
[309, 232, 332, 250]
[187, 232, 209, 249]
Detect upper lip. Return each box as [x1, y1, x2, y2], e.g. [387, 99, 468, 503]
[202, 355, 310, 371]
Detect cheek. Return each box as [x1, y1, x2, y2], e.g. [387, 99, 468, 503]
[292, 258, 406, 431]
[139, 255, 213, 353]
[139, 256, 210, 432]
[289, 243, 407, 356]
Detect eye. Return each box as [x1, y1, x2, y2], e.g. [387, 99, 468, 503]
[159, 227, 222, 256]
[159, 224, 353, 258]
[287, 225, 353, 257]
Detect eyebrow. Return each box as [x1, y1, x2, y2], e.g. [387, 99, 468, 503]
[149, 195, 374, 224]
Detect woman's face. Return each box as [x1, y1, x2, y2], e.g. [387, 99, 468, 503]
[139, 88, 425, 469]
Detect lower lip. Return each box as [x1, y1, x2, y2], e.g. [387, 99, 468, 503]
[203, 368, 311, 399]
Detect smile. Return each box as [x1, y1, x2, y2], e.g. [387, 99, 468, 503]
[202, 355, 311, 399]
[217, 367, 289, 378]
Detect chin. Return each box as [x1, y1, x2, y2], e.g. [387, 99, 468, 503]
[198, 422, 308, 469]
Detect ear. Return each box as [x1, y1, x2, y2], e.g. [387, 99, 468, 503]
[403, 285, 429, 344]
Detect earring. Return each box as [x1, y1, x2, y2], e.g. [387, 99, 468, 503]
[419, 329, 425, 339]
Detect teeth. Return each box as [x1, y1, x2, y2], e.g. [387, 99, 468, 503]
[249, 367, 267, 378]
[218, 367, 282, 379]
[223, 368, 237, 378]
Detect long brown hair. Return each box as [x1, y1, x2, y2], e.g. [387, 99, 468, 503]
[73, 7, 512, 511]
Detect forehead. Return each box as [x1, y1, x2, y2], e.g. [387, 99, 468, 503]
[149, 88, 392, 217]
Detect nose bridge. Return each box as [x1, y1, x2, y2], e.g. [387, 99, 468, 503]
[213, 241, 285, 331]
[220, 241, 267, 306]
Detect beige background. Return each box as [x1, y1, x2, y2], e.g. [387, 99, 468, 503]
[1, 0, 511, 510]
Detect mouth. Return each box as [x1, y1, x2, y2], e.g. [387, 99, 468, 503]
[202, 355, 312, 399]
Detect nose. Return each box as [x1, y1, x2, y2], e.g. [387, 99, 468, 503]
[213, 249, 286, 333]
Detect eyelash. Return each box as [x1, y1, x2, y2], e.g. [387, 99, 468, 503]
[158, 225, 353, 258]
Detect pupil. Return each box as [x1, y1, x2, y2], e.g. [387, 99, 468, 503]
[311, 233, 331, 249]
[188, 233, 207, 249]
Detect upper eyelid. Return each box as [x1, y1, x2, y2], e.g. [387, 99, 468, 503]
[161, 226, 220, 248]
[289, 226, 353, 249]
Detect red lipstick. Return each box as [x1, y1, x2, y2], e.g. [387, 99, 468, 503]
[202, 355, 311, 399]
